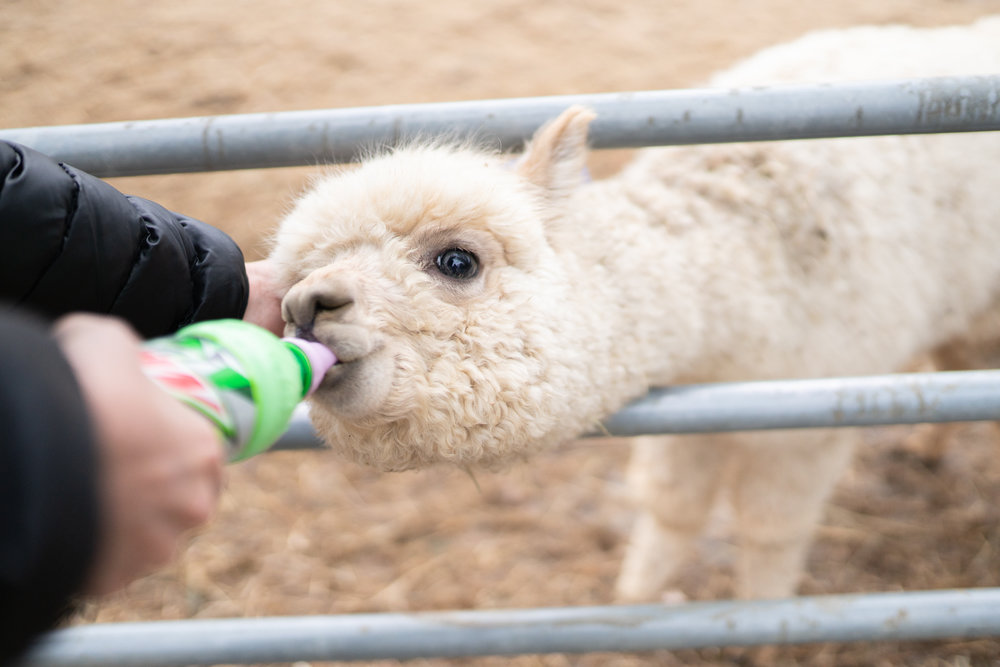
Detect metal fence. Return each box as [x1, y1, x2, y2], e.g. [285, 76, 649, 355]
[2, 75, 999, 177]
[271, 369, 1000, 451]
[9, 75, 1000, 665]
[21, 589, 1000, 666]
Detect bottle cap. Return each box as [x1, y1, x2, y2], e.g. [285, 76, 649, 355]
[282, 337, 338, 394]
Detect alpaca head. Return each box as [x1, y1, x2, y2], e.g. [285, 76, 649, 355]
[270, 107, 597, 471]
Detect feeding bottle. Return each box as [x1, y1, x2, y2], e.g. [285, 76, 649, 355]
[139, 319, 336, 461]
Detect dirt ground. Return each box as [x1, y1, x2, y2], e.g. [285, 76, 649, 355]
[5, 1, 1000, 665]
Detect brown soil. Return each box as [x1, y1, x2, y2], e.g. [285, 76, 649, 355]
[4, 2, 1000, 665]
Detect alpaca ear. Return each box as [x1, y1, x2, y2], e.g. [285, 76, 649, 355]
[516, 105, 596, 197]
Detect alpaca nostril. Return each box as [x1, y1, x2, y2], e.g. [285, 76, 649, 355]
[282, 280, 357, 332]
[315, 294, 354, 314]
[281, 291, 313, 331]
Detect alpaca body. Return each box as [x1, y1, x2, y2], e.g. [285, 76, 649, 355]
[582, 132, 1000, 386]
[609, 16, 1000, 599]
[269, 17, 1000, 599]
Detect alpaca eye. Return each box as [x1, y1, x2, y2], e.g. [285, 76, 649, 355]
[435, 248, 479, 279]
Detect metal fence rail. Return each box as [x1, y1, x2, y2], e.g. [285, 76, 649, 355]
[21, 588, 1000, 666]
[272, 369, 1000, 450]
[1, 75, 998, 177]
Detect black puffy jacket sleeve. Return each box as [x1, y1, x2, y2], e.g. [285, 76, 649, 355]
[0, 311, 100, 663]
[0, 141, 249, 338]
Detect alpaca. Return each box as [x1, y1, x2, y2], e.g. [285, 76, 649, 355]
[269, 16, 1000, 600]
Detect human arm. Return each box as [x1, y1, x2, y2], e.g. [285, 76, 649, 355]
[0, 312, 224, 663]
[55, 313, 223, 595]
[0, 141, 250, 338]
[0, 312, 100, 662]
[243, 259, 285, 336]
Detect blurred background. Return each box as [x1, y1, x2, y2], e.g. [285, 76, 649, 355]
[4, 1, 1000, 665]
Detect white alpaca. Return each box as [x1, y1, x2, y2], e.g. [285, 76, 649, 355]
[270, 17, 1000, 600]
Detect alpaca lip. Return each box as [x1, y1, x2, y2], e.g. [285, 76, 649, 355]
[312, 323, 379, 365]
[319, 341, 363, 365]
[287, 328, 348, 386]
[294, 325, 317, 341]
[312, 334, 386, 391]
[317, 360, 349, 387]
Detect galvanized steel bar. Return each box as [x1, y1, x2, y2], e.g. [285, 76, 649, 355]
[20, 588, 1000, 666]
[270, 369, 1000, 450]
[599, 368, 1000, 436]
[2, 75, 998, 177]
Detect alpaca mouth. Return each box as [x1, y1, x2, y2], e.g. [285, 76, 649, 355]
[306, 330, 395, 419]
[295, 323, 376, 362]
[315, 360, 350, 389]
[310, 349, 367, 393]
[304, 323, 385, 392]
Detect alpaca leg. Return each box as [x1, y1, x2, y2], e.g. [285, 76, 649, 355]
[728, 430, 856, 599]
[615, 435, 731, 602]
[902, 342, 979, 465]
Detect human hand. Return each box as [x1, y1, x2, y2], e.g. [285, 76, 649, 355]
[53, 314, 224, 596]
[244, 259, 286, 336]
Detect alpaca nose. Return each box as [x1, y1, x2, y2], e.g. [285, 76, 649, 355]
[281, 278, 356, 335]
